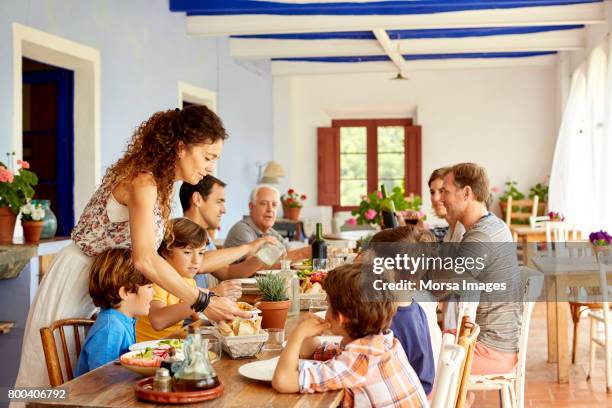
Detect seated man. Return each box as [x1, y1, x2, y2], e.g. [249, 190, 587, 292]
[441, 162, 522, 375]
[224, 185, 310, 262]
[180, 176, 275, 288]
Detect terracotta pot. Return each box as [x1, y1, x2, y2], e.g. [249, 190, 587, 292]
[0, 207, 17, 243]
[257, 299, 292, 329]
[22, 220, 45, 244]
[283, 206, 301, 221]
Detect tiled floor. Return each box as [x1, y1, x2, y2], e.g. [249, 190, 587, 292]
[472, 303, 612, 407]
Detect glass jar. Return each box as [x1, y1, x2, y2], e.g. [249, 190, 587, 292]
[171, 327, 220, 392]
[256, 242, 286, 266]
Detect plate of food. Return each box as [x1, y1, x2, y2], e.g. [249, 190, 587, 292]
[239, 357, 319, 382]
[255, 269, 280, 276]
[121, 341, 218, 376]
[129, 338, 184, 352]
[291, 259, 312, 271]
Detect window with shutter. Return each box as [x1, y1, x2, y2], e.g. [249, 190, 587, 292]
[317, 119, 421, 212]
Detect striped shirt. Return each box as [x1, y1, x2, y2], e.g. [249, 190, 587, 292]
[299, 331, 428, 408]
[461, 213, 522, 352]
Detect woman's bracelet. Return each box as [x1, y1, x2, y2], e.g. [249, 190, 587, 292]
[191, 290, 217, 313]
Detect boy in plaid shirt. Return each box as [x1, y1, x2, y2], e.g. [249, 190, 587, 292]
[272, 263, 428, 407]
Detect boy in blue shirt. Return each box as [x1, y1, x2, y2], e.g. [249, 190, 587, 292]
[75, 248, 153, 376]
[368, 226, 437, 395]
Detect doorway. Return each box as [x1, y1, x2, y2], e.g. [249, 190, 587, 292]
[22, 58, 74, 236]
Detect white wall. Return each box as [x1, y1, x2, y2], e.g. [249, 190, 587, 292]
[0, 1, 273, 233]
[274, 66, 558, 228]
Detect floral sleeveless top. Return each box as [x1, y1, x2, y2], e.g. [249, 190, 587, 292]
[71, 173, 165, 257]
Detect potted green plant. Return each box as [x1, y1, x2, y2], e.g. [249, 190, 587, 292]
[498, 180, 525, 220]
[281, 188, 306, 221]
[0, 154, 38, 243]
[589, 230, 612, 259]
[350, 186, 423, 227]
[529, 180, 549, 216]
[20, 201, 46, 244]
[255, 273, 292, 329]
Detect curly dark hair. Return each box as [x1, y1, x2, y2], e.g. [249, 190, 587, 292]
[105, 105, 228, 221]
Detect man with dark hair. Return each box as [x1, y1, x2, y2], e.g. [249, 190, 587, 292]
[180, 175, 227, 237]
[180, 176, 273, 289]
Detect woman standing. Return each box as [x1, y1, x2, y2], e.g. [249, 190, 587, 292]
[15, 106, 250, 388]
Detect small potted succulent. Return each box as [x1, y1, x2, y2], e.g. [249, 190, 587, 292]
[20, 201, 45, 243]
[255, 273, 292, 329]
[281, 188, 306, 221]
[589, 230, 612, 259]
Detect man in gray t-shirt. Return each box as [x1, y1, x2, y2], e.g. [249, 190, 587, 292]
[442, 162, 521, 376]
[224, 185, 311, 262]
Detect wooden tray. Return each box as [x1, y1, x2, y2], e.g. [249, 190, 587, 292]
[134, 377, 224, 404]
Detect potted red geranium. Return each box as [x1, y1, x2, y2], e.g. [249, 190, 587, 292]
[281, 188, 306, 221]
[0, 154, 38, 243]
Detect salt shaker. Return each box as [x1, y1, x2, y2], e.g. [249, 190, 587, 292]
[153, 367, 172, 392]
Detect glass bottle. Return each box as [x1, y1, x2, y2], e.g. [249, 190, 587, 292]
[380, 184, 398, 229]
[171, 327, 220, 392]
[311, 223, 327, 261]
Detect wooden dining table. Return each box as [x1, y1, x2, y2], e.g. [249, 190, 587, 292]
[532, 254, 612, 384]
[27, 314, 343, 408]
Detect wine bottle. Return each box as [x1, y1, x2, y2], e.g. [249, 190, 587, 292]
[311, 223, 328, 261]
[380, 184, 398, 229]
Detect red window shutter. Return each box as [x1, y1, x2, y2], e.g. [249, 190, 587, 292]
[404, 125, 422, 196]
[317, 127, 340, 206]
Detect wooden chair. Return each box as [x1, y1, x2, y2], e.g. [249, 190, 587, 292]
[431, 336, 466, 408]
[468, 268, 544, 408]
[505, 196, 539, 240]
[587, 247, 612, 392]
[455, 321, 480, 408]
[40, 318, 95, 386]
[543, 223, 589, 364]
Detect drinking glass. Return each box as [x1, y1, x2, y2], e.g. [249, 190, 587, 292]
[312, 258, 328, 272]
[262, 328, 285, 351]
[308, 299, 328, 315]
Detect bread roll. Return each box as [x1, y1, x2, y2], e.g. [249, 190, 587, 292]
[217, 321, 235, 337]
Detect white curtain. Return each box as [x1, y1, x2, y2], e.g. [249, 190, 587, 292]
[549, 37, 612, 233]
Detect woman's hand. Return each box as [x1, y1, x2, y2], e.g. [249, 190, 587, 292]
[202, 292, 252, 322]
[210, 279, 242, 301]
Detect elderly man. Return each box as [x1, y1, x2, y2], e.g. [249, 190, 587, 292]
[179, 176, 275, 296]
[224, 185, 310, 261]
[441, 162, 521, 376]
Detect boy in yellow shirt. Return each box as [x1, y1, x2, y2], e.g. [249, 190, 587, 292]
[136, 218, 207, 341]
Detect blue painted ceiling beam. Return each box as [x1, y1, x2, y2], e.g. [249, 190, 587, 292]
[232, 25, 583, 40]
[273, 51, 557, 63]
[170, 0, 601, 16]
